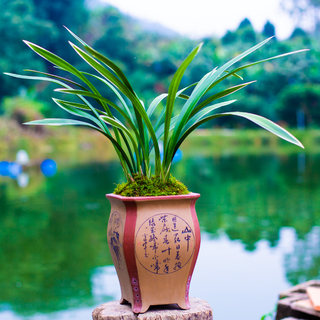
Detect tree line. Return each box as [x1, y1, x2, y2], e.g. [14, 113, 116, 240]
[1, 0, 319, 128]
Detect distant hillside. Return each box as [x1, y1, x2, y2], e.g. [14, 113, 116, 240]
[138, 19, 179, 38]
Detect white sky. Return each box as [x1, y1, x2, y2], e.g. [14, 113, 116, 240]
[101, 0, 295, 39]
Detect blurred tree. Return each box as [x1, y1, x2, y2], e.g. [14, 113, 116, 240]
[277, 84, 320, 127]
[290, 27, 309, 38]
[236, 18, 257, 43]
[93, 7, 136, 70]
[263, 20, 276, 37]
[0, 0, 51, 101]
[221, 30, 238, 45]
[30, 0, 89, 71]
[0, 0, 89, 106]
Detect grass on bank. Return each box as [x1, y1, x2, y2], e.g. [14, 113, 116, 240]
[1, 118, 320, 162]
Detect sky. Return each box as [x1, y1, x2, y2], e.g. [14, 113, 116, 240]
[100, 0, 296, 39]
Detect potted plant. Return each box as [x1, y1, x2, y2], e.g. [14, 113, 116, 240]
[5, 29, 306, 313]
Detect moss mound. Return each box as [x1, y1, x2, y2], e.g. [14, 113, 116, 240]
[113, 175, 189, 197]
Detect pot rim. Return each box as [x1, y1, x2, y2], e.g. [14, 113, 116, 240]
[106, 192, 200, 202]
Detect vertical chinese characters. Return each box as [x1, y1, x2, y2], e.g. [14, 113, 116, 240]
[136, 213, 195, 274]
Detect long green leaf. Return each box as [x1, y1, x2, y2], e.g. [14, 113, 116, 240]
[155, 100, 236, 152]
[54, 88, 136, 129]
[224, 112, 304, 147]
[184, 100, 237, 133]
[52, 98, 106, 130]
[205, 49, 309, 93]
[100, 115, 140, 160]
[82, 72, 134, 123]
[64, 26, 135, 93]
[4, 72, 112, 133]
[60, 43, 162, 175]
[175, 111, 304, 157]
[165, 37, 275, 170]
[24, 118, 135, 174]
[24, 69, 87, 90]
[68, 41, 147, 160]
[147, 82, 197, 117]
[53, 98, 106, 114]
[190, 81, 255, 118]
[168, 38, 272, 147]
[24, 118, 101, 128]
[100, 115, 140, 171]
[163, 43, 203, 157]
[22, 41, 113, 132]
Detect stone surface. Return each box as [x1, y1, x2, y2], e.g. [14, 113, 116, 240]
[276, 280, 320, 320]
[92, 297, 213, 320]
[282, 318, 307, 320]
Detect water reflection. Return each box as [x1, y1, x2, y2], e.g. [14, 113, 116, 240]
[180, 154, 320, 249]
[0, 150, 57, 188]
[285, 226, 320, 285]
[0, 161, 22, 178]
[0, 153, 319, 319]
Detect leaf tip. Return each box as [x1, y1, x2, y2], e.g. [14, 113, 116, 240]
[22, 40, 32, 47]
[297, 141, 305, 149]
[197, 42, 204, 52]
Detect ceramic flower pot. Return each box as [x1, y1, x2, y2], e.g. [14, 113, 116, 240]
[106, 193, 201, 313]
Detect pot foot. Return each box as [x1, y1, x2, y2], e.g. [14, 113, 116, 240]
[177, 300, 191, 310]
[120, 298, 129, 305]
[132, 303, 149, 314]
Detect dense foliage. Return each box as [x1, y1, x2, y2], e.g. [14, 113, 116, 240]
[0, 1, 319, 129]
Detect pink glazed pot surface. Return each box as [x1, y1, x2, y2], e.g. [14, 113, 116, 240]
[106, 193, 201, 313]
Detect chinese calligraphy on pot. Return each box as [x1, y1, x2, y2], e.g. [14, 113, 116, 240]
[136, 213, 195, 275]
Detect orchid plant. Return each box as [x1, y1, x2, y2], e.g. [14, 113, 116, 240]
[5, 29, 306, 184]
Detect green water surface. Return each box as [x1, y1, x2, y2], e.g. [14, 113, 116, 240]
[0, 152, 319, 320]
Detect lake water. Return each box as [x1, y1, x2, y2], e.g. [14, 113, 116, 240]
[1, 152, 319, 320]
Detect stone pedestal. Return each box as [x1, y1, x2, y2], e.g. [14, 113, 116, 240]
[92, 297, 213, 320]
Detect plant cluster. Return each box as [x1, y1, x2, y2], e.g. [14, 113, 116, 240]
[5, 28, 306, 186]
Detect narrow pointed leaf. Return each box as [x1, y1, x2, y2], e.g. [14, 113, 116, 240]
[222, 112, 304, 148]
[65, 26, 135, 93]
[52, 98, 106, 130]
[190, 81, 256, 118]
[82, 72, 134, 123]
[206, 49, 309, 93]
[171, 37, 274, 148]
[175, 111, 303, 157]
[147, 82, 197, 117]
[24, 69, 87, 90]
[53, 99, 106, 114]
[164, 43, 203, 150]
[54, 88, 134, 126]
[24, 118, 100, 129]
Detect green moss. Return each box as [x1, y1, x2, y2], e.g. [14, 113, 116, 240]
[113, 175, 189, 197]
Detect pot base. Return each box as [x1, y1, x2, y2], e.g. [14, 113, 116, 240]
[120, 297, 190, 313]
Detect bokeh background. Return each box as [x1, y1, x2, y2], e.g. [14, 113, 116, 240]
[1, 0, 320, 319]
